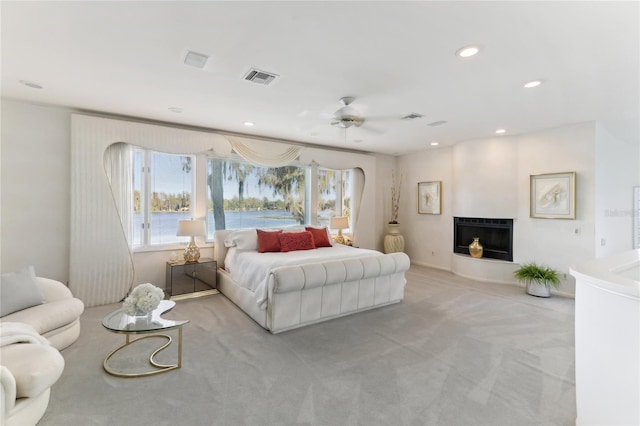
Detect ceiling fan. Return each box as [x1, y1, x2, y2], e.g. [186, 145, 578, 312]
[330, 97, 365, 128]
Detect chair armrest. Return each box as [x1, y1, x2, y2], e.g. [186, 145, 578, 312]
[36, 277, 73, 303]
[0, 365, 17, 421]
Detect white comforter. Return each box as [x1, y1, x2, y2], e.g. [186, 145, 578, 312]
[225, 245, 382, 309]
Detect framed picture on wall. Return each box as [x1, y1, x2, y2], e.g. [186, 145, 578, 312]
[418, 181, 441, 214]
[530, 172, 576, 219]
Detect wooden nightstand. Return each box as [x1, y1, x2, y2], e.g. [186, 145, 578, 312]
[165, 258, 218, 300]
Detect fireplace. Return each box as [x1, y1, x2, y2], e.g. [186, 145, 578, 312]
[454, 217, 513, 261]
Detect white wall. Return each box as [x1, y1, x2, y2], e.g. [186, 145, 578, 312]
[398, 122, 602, 295]
[398, 147, 453, 270]
[453, 137, 518, 218]
[594, 123, 640, 257]
[1, 100, 72, 281]
[515, 122, 596, 294]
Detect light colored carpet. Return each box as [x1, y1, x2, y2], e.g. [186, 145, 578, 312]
[41, 265, 576, 426]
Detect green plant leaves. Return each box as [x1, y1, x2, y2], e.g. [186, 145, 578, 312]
[514, 262, 560, 288]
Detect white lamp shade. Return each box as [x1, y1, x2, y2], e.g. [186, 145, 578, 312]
[176, 220, 206, 237]
[330, 216, 349, 230]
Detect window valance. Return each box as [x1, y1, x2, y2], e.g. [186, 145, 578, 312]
[227, 136, 302, 167]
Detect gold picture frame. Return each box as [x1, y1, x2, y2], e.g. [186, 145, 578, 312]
[418, 181, 441, 214]
[530, 172, 576, 219]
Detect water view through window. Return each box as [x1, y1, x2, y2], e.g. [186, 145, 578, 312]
[132, 152, 353, 247]
[206, 158, 305, 240]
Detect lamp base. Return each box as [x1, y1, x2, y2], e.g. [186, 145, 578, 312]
[183, 239, 200, 263]
[333, 230, 346, 245]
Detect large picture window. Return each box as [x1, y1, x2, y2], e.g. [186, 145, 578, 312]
[126, 151, 358, 248]
[206, 158, 306, 239]
[317, 168, 352, 232]
[133, 149, 195, 247]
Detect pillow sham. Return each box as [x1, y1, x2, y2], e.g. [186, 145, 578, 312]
[0, 266, 44, 317]
[305, 226, 333, 248]
[257, 229, 283, 253]
[279, 231, 316, 252]
[224, 229, 258, 251]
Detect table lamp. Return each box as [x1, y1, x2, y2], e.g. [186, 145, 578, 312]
[176, 219, 206, 262]
[330, 216, 349, 245]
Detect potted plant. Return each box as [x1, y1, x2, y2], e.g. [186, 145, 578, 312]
[514, 262, 560, 298]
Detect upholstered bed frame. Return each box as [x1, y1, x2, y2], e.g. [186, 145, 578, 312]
[214, 230, 411, 333]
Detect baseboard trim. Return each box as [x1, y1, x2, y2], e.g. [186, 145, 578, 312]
[170, 288, 219, 301]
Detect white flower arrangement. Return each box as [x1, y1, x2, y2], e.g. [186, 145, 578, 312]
[122, 283, 164, 316]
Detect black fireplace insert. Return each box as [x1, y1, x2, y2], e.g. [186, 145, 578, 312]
[454, 217, 513, 261]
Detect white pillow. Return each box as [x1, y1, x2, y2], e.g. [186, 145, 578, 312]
[0, 266, 45, 317]
[281, 225, 306, 233]
[223, 229, 258, 251]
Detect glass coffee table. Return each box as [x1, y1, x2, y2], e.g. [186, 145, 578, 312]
[102, 300, 189, 377]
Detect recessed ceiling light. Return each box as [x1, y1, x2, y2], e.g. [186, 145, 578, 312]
[430, 142, 439, 146]
[496, 129, 506, 134]
[524, 80, 542, 88]
[19, 80, 43, 89]
[168, 107, 183, 113]
[244, 121, 254, 127]
[456, 45, 479, 58]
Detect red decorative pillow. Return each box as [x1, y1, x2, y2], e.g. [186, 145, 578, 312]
[257, 229, 283, 253]
[279, 231, 316, 252]
[305, 226, 332, 248]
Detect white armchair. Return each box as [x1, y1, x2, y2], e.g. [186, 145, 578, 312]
[1, 277, 84, 350]
[0, 324, 65, 426]
[0, 271, 84, 425]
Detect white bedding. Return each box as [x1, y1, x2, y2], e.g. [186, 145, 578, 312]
[225, 245, 382, 310]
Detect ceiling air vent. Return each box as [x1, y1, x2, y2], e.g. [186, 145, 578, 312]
[243, 68, 278, 85]
[402, 113, 424, 120]
[183, 50, 209, 69]
[428, 120, 448, 127]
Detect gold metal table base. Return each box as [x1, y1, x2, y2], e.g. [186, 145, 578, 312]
[103, 327, 183, 378]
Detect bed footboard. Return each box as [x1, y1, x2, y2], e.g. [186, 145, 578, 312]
[266, 252, 410, 333]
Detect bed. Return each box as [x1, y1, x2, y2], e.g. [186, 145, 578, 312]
[214, 228, 410, 333]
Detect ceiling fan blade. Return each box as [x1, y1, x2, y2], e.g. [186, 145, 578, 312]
[365, 114, 400, 122]
[359, 123, 385, 135]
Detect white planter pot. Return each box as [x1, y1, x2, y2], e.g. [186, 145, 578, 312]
[526, 280, 551, 298]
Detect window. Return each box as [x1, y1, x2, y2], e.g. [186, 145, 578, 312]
[317, 168, 352, 232]
[206, 157, 306, 239]
[126, 151, 358, 249]
[133, 149, 195, 248]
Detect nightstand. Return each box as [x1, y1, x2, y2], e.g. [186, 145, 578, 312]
[165, 258, 218, 300]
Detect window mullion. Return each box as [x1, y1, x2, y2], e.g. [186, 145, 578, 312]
[143, 150, 152, 247]
[335, 172, 343, 217]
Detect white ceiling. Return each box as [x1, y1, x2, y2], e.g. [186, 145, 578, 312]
[2, 1, 638, 155]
